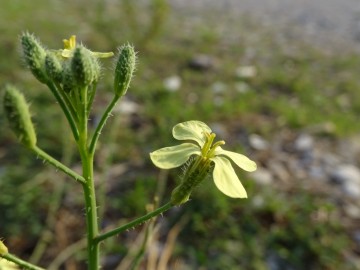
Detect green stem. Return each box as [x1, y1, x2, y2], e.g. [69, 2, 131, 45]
[89, 95, 120, 155]
[54, 82, 79, 123]
[32, 146, 86, 184]
[77, 85, 100, 269]
[46, 82, 79, 141]
[94, 202, 173, 244]
[87, 83, 97, 117]
[80, 152, 99, 270]
[1, 253, 45, 270]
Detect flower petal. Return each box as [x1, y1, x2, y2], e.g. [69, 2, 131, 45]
[172, 120, 211, 147]
[150, 143, 201, 169]
[211, 156, 247, 198]
[215, 147, 257, 172]
[91, 51, 114, 58]
[61, 49, 73, 58]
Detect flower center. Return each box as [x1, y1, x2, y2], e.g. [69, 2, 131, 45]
[201, 132, 225, 159]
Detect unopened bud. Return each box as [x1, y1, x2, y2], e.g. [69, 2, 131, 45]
[62, 62, 75, 93]
[45, 52, 63, 83]
[71, 46, 100, 87]
[21, 33, 47, 83]
[0, 240, 8, 256]
[114, 44, 136, 96]
[3, 85, 37, 148]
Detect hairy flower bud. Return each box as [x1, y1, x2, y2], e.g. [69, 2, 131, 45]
[0, 239, 8, 256]
[45, 52, 63, 83]
[71, 46, 100, 87]
[3, 85, 37, 148]
[21, 33, 47, 83]
[61, 62, 74, 93]
[114, 44, 136, 96]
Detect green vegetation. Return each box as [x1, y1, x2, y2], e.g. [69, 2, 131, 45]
[0, 1, 359, 269]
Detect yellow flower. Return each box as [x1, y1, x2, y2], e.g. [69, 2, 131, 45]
[57, 35, 114, 58]
[150, 121, 257, 199]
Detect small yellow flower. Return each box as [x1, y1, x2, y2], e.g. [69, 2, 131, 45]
[150, 121, 257, 198]
[56, 35, 114, 58]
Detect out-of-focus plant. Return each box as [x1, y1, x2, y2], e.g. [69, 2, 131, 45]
[0, 33, 256, 270]
[90, 0, 169, 49]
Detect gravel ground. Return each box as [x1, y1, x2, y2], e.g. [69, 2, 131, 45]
[171, 0, 360, 51]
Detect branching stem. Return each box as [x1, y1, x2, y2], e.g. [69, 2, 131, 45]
[94, 202, 173, 244]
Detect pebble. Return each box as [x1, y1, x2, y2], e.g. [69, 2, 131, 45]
[235, 81, 250, 93]
[330, 164, 360, 198]
[211, 81, 227, 93]
[251, 167, 273, 185]
[235, 65, 257, 79]
[344, 204, 360, 219]
[115, 98, 140, 115]
[294, 133, 314, 152]
[188, 54, 215, 71]
[330, 164, 360, 184]
[163, 75, 181, 92]
[249, 134, 269, 150]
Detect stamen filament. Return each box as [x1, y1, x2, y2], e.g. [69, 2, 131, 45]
[201, 132, 216, 156]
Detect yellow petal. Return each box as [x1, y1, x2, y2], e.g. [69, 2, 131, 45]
[215, 147, 257, 172]
[211, 156, 247, 198]
[91, 51, 114, 58]
[150, 143, 201, 169]
[172, 120, 211, 147]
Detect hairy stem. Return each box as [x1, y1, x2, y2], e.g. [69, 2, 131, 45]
[89, 95, 120, 155]
[46, 82, 79, 140]
[32, 146, 86, 184]
[77, 85, 100, 269]
[1, 253, 45, 270]
[94, 202, 173, 244]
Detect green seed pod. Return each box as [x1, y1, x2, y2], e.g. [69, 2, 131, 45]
[0, 239, 8, 255]
[3, 85, 37, 149]
[71, 46, 99, 87]
[114, 44, 136, 96]
[45, 52, 63, 83]
[21, 33, 47, 83]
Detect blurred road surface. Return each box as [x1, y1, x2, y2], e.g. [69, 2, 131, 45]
[171, 0, 360, 51]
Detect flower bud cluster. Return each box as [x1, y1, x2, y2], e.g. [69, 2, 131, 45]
[21, 32, 101, 91]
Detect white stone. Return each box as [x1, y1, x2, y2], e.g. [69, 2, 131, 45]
[163, 75, 181, 92]
[249, 134, 269, 150]
[252, 168, 273, 185]
[235, 65, 257, 79]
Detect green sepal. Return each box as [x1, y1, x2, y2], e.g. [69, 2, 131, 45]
[170, 159, 211, 205]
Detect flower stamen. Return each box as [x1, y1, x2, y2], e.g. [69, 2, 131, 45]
[201, 132, 216, 156]
[207, 140, 225, 158]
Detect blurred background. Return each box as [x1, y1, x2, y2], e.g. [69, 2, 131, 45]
[1, 0, 360, 269]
